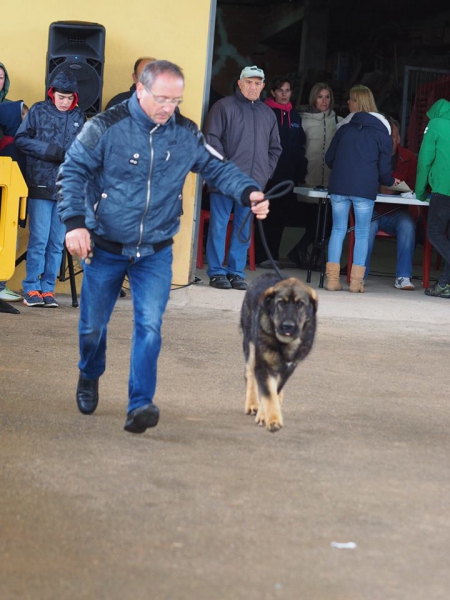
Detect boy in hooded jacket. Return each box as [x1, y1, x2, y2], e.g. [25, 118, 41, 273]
[15, 70, 85, 307]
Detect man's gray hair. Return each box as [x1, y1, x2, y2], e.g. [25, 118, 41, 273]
[140, 60, 184, 90]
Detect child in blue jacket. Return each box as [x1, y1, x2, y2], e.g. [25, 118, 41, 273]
[15, 70, 85, 307]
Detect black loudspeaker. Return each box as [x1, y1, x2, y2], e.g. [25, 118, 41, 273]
[46, 21, 106, 117]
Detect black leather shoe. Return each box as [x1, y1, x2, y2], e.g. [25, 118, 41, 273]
[76, 374, 99, 415]
[226, 274, 247, 290]
[124, 403, 160, 434]
[209, 275, 231, 289]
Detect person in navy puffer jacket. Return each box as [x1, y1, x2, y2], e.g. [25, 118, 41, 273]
[15, 70, 85, 307]
[324, 85, 399, 293]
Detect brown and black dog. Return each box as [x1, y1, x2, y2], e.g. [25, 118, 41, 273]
[240, 273, 318, 432]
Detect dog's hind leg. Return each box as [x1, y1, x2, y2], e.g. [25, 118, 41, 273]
[244, 342, 259, 415]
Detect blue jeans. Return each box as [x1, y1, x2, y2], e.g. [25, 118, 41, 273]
[78, 245, 172, 413]
[23, 198, 65, 293]
[365, 209, 416, 278]
[205, 192, 251, 279]
[328, 195, 374, 266]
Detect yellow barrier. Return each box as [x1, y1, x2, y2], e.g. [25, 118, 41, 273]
[0, 157, 28, 281]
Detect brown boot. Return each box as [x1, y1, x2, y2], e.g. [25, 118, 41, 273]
[325, 262, 343, 291]
[349, 264, 366, 293]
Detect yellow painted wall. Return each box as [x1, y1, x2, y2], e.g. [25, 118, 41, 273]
[2, 0, 213, 290]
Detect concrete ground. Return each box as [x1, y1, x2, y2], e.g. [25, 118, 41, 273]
[1, 244, 450, 600]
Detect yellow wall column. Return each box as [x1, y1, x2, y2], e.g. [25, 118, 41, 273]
[2, 0, 214, 290]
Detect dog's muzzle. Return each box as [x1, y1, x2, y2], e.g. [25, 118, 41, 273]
[278, 320, 297, 337]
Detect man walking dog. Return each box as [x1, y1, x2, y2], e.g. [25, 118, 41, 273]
[57, 60, 269, 434]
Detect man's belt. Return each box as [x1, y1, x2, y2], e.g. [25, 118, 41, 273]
[91, 233, 173, 256]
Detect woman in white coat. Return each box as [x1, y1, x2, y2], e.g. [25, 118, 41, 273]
[288, 83, 342, 269]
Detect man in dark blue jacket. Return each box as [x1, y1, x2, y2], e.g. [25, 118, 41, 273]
[57, 60, 268, 434]
[15, 70, 85, 307]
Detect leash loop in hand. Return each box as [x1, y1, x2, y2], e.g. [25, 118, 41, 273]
[236, 180, 295, 280]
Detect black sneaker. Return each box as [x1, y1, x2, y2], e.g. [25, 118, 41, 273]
[209, 275, 232, 289]
[226, 274, 247, 290]
[425, 281, 450, 298]
[42, 292, 59, 307]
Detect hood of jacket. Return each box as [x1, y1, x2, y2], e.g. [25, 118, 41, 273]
[0, 62, 10, 103]
[427, 98, 450, 121]
[349, 111, 391, 134]
[47, 70, 80, 110]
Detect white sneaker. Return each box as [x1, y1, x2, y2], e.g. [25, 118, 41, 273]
[0, 287, 22, 302]
[395, 277, 415, 290]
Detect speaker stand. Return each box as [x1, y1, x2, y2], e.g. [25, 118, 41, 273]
[0, 299, 20, 314]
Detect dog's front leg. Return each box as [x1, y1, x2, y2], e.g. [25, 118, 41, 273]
[259, 377, 283, 433]
[255, 402, 265, 426]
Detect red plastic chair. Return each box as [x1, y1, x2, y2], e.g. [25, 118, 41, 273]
[196, 209, 256, 270]
[346, 208, 431, 287]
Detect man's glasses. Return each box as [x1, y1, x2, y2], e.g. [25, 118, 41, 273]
[146, 89, 183, 106]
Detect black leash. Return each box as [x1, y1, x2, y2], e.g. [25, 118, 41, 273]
[237, 180, 295, 280]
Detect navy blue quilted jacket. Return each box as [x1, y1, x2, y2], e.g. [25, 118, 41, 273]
[15, 71, 85, 200]
[325, 112, 394, 200]
[57, 93, 260, 258]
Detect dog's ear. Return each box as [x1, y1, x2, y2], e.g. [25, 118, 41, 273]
[308, 288, 319, 314]
[261, 287, 276, 315]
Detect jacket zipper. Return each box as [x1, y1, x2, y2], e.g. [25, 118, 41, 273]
[136, 124, 159, 257]
[250, 102, 256, 178]
[321, 112, 326, 186]
[62, 110, 69, 149]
